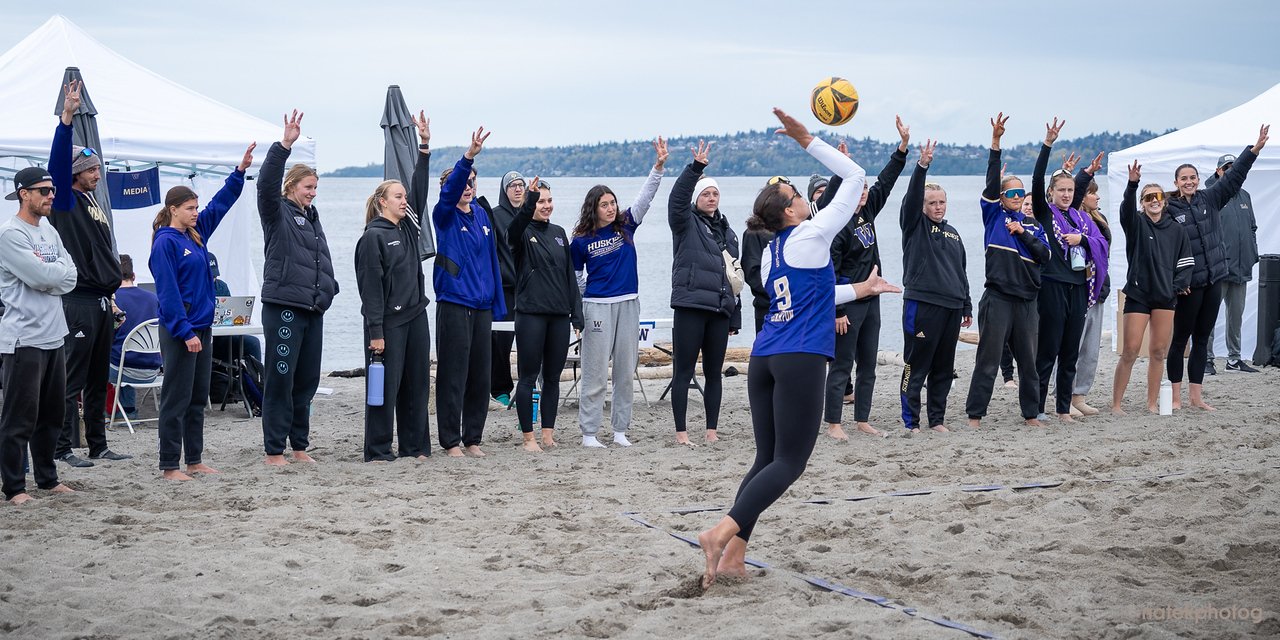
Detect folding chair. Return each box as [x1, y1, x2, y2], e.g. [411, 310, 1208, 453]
[561, 329, 650, 407]
[107, 319, 164, 433]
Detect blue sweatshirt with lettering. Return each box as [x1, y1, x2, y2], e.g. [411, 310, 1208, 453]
[431, 155, 507, 319]
[148, 170, 245, 340]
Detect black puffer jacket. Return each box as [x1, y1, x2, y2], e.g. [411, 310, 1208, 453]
[1165, 147, 1256, 288]
[508, 187, 583, 329]
[257, 142, 339, 312]
[1205, 173, 1259, 283]
[667, 161, 742, 330]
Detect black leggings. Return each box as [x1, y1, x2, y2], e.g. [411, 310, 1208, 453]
[514, 313, 570, 433]
[729, 353, 826, 542]
[823, 299, 880, 424]
[1168, 281, 1223, 385]
[671, 307, 730, 433]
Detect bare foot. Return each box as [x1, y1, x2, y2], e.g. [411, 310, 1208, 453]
[446, 446, 464, 458]
[264, 455, 289, 467]
[162, 470, 193, 481]
[930, 424, 950, 433]
[908, 427, 921, 434]
[705, 430, 719, 443]
[540, 429, 557, 448]
[291, 451, 316, 463]
[465, 445, 486, 457]
[966, 418, 981, 428]
[416, 454, 429, 461]
[1003, 379, 1018, 389]
[855, 422, 885, 438]
[843, 393, 854, 404]
[521, 439, 543, 453]
[1190, 400, 1216, 411]
[8, 493, 34, 505]
[1057, 413, 1076, 423]
[675, 433, 697, 447]
[1110, 405, 1126, 416]
[1172, 401, 1182, 410]
[188, 463, 220, 474]
[1145, 405, 1157, 414]
[716, 537, 749, 578]
[49, 484, 74, 494]
[1024, 418, 1045, 427]
[697, 529, 727, 589]
[827, 423, 849, 441]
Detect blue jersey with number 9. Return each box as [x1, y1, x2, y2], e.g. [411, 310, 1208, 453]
[753, 226, 836, 359]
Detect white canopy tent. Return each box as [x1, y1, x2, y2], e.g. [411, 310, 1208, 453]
[0, 15, 317, 296]
[1108, 83, 1279, 360]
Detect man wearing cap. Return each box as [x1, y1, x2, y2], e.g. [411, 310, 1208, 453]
[0, 166, 79, 504]
[487, 171, 525, 407]
[47, 81, 130, 467]
[1206, 153, 1260, 373]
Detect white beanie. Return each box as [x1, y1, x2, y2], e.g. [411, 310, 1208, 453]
[691, 177, 719, 207]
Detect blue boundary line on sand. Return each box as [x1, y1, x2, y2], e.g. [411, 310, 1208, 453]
[622, 512, 1000, 639]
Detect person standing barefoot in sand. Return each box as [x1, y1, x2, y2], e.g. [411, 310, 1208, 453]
[1111, 162, 1193, 414]
[965, 113, 1051, 429]
[257, 111, 337, 466]
[0, 162, 79, 504]
[699, 108, 901, 588]
[150, 145, 255, 481]
[432, 127, 506, 458]
[1164, 124, 1268, 410]
[898, 141, 972, 434]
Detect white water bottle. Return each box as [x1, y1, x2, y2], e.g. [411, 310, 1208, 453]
[1158, 379, 1172, 416]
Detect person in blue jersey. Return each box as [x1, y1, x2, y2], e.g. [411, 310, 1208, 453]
[698, 108, 901, 588]
[1111, 161, 1193, 414]
[964, 113, 1051, 429]
[570, 139, 667, 448]
[898, 141, 972, 433]
[508, 178, 583, 452]
[1031, 118, 1109, 422]
[817, 117, 911, 440]
[149, 143, 255, 481]
[667, 139, 742, 446]
[432, 127, 506, 458]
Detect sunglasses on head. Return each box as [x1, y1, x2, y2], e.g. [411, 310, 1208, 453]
[1142, 192, 1164, 203]
[80, 147, 97, 157]
[766, 176, 792, 186]
[1050, 168, 1071, 178]
[1001, 188, 1026, 199]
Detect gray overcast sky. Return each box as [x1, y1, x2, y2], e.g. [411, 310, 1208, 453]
[3, 1, 1278, 171]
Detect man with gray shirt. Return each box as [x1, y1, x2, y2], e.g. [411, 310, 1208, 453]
[1206, 153, 1260, 373]
[0, 167, 79, 505]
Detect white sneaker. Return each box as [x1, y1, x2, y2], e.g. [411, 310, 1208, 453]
[613, 433, 632, 447]
[582, 436, 606, 448]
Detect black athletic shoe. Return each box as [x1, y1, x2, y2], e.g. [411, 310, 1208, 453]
[1204, 361, 1218, 376]
[1226, 360, 1259, 373]
[89, 449, 132, 461]
[57, 453, 94, 468]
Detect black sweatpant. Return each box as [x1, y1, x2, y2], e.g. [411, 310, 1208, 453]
[729, 353, 825, 541]
[671, 307, 730, 433]
[966, 291, 1040, 420]
[157, 327, 212, 471]
[1036, 279, 1088, 415]
[363, 312, 431, 461]
[1000, 342, 1016, 382]
[57, 295, 113, 458]
[436, 301, 493, 449]
[1168, 281, 1223, 385]
[899, 300, 961, 429]
[1, 347, 65, 500]
[823, 299, 880, 424]
[261, 303, 324, 456]
[490, 288, 516, 399]
[514, 313, 571, 433]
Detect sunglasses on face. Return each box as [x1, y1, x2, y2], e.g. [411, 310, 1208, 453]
[766, 176, 792, 186]
[466, 179, 476, 188]
[1142, 192, 1164, 203]
[1001, 188, 1026, 199]
[22, 186, 56, 197]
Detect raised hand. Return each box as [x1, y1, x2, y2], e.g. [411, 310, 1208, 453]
[1086, 151, 1105, 175]
[465, 126, 491, 160]
[691, 139, 713, 165]
[918, 139, 936, 168]
[61, 80, 82, 122]
[527, 176, 542, 193]
[990, 112, 1009, 142]
[896, 115, 911, 150]
[1254, 123, 1270, 153]
[1044, 117, 1066, 146]
[1061, 152, 1080, 174]
[413, 111, 431, 146]
[653, 136, 669, 170]
[1127, 160, 1142, 182]
[837, 140, 851, 158]
[282, 110, 304, 149]
[238, 142, 257, 172]
[772, 107, 814, 148]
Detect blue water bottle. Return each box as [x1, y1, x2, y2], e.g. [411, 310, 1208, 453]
[531, 388, 540, 423]
[367, 354, 385, 406]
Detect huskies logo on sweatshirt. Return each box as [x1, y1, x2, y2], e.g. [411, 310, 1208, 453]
[294, 215, 307, 226]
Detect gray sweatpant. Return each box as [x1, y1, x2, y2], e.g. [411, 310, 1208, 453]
[1207, 280, 1247, 361]
[577, 299, 639, 436]
[1073, 300, 1106, 396]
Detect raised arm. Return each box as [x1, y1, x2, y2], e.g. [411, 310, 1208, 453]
[49, 81, 79, 212]
[195, 144, 253, 241]
[860, 116, 911, 219]
[629, 137, 667, 224]
[1119, 161, 1141, 239]
[409, 111, 433, 217]
[899, 142, 934, 238]
[983, 113, 1009, 201]
[668, 140, 711, 231]
[1032, 117, 1065, 228]
[1202, 125, 1266, 210]
[258, 110, 302, 225]
[508, 177, 541, 256]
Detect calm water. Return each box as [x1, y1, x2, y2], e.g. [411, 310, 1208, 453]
[267, 174, 1114, 371]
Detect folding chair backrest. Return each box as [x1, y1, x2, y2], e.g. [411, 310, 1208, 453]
[123, 319, 162, 356]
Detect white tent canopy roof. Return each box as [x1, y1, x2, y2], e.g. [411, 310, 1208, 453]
[0, 15, 315, 169]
